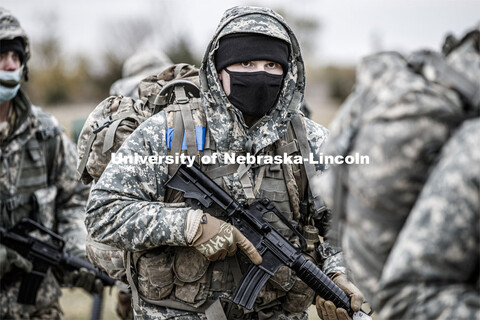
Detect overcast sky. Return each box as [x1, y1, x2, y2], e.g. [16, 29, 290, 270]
[3, 0, 479, 66]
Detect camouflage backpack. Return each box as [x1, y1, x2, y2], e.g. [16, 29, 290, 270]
[77, 64, 200, 184]
[319, 29, 480, 300]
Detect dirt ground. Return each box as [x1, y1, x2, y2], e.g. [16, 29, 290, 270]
[59, 288, 322, 319]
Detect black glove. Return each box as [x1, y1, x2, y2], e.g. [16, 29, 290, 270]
[64, 267, 104, 294]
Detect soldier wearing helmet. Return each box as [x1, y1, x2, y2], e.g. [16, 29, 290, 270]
[0, 7, 102, 319]
[110, 50, 173, 99]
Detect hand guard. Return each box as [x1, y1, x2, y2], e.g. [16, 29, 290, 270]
[316, 273, 365, 320]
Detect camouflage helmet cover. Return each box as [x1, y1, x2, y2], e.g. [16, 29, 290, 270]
[0, 7, 30, 64]
[122, 50, 172, 78]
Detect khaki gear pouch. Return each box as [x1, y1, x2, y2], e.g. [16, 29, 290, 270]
[85, 236, 127, 283]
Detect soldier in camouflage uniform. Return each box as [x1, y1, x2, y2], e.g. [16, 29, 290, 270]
[0, 7, 101, 319]
[318, 25, 479, 319]
[86, 6, 365, 320]
[373, 31, 480, 319]
[377, 118, 480, 319]
[110, 50, 173, 99]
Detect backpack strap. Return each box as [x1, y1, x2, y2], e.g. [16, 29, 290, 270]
[275, 126, 302, 220]
[408, 51, 480, 113]
[77, 133, 96, 179]
[174, 63, 190, 78]
[180, 103, 197, 156]
[77, 114, 115, 179]
[290, 115, 325, 213]
[33, 108, 62, 181]
[125, 251, 144, 320]
[102, 112, 144, 153]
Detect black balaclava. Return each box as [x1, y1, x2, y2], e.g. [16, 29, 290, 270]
[215, 33, 289, 118]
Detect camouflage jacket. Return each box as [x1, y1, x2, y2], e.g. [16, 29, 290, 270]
[376, 118, 480, 320]
[0, 89, 89, 316]
[86, 6, 345, 319]
[317, 25, 479, 316]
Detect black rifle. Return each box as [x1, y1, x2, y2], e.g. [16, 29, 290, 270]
[0, 218, 116, 305]
[166, 163, 371, 319]
[90, 292, 104, 320]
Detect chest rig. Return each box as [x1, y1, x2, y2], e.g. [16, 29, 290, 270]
[129, 93, 324, 318]
[0, 108, 60, 230]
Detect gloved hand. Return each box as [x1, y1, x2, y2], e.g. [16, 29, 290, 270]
[0, 244, 33, 278]
[192, 213, 262, 265]
[64, 267, 104, 294]
[116, 289, 134, 320]
[316, 273, 364, 320]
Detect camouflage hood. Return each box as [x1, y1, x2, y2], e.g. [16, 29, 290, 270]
[199, 6, 305, 154]
[0, 7, 31, 81]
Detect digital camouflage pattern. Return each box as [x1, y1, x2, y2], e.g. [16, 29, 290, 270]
[86, 5, 342, 320]
[1, 8, 89, 318]
[376, 118, 480, 319]
[0, 91, 90, 318]
[318, 26, 480, 315]
[0, 7, 30, 80]
[77, 64, 199, 185]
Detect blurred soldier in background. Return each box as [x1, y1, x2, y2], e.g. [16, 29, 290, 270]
[377, 117, 480, 319]
[319, 25, 479, 319]
[109, 50, 173, 99]
[0, 7, 102, 319]
[71, 50, 173, 145]
[112, 49, 173, 320]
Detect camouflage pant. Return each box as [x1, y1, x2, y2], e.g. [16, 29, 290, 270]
[0, 300, 62, 320]
[0, 271, 63, 320]
[137, 300, 308, 320]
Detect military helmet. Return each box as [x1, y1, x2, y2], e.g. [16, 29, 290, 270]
[0, 7, 30, 79]
[122, 50, 172, 78]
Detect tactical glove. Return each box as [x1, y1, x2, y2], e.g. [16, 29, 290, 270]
[316, 273, 364, 320]
[0, 244, 33, 278]
[191, 213, 262, 265]
[64, 267, 104, 294]
[116, 289, 134, 320]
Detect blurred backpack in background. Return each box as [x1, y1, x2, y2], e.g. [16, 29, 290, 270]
[318, 27, 480, 302]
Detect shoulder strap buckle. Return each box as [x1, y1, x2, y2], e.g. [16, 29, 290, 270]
[92, 116, 114, 134]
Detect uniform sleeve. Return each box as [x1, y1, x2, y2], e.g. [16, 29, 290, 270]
[53, 131, 90, 258]
[85, 113, 191, 251]
[376, 120, 480, 320]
